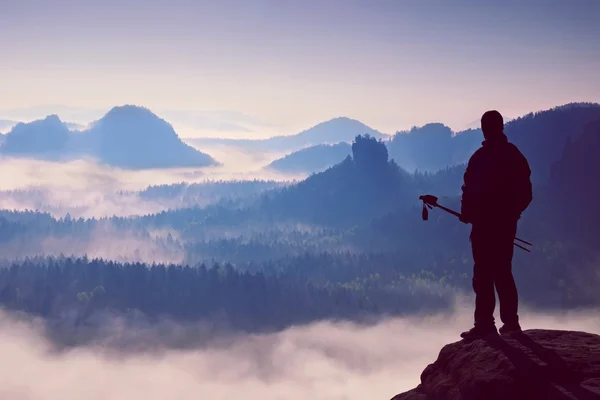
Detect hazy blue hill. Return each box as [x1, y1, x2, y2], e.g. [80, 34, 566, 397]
[387, 124, 485, 172]
[86, 105, 218, 169]
[387, 123, 471, 172]
[0, 119, 18, 133]
[266, 142, 352, 174]
[449, 128, 482, 163]
[187, 117, 387, 153]
[505, 102, 600, 182]
[262, 135, 415, 226]
[276, 117, 386, 147]
[65, 121, 87, 131]
[0, 106, 218, 169]
[385, 102, 600, 179]
[0, 115, 72, 159]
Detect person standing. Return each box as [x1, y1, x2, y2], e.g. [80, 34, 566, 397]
[459, 110, 533, 340]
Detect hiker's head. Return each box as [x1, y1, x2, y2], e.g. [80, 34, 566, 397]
[481, 110, 504, 140]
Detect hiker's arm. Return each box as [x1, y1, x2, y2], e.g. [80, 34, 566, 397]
[460, 154, 479, 223]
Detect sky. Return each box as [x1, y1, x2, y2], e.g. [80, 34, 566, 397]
[1, 0, 600, 137]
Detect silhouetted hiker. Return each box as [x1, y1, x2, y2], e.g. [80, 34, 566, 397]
[459, 110, 533, 340]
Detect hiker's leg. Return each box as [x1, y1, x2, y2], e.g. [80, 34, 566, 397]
[494, 222, 519, 325]
[471, 226, 496, 329]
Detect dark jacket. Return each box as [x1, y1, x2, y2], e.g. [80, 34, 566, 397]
[461, 133, 532, 225]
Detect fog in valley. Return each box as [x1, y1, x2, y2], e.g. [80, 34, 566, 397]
[0, 151, 303, 264]
[0, 152, 301, 219]
[1, 300, 598, 400]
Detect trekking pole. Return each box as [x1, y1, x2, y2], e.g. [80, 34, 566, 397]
[419, 194, 532, 253]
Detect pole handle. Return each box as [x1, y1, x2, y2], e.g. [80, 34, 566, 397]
[419, 194, 533, 252]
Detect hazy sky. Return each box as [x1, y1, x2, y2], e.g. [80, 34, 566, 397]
[1, 0, 599, 136]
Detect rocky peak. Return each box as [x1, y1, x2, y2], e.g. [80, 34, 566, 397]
[391, 329, 600, 400]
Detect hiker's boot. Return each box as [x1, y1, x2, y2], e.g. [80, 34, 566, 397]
[460, 326, 498, 340]
[499, 322, 522, 335]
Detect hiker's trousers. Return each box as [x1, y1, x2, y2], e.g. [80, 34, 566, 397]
[470, 220, 519, 329]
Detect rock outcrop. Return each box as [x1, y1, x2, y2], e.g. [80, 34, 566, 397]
[392, 329, 600, 400]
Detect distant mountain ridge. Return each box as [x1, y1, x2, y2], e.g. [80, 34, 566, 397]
[261, 134, 415, 226]
[266, 142, 352, 174]
[266, 123, 480, 175]
[0, 105, 218, 169]
[1, 115, 72, 159]
[387, 123, 476, 172]
[505, 102, 600, 182]
[0, 119, 18, 133]
[186, 117, 388, 153]
[268, 102, 600, 178]
[0, 118, 86, 133]
[390, 102, 600, 178]
[2, 102, 599, 177]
